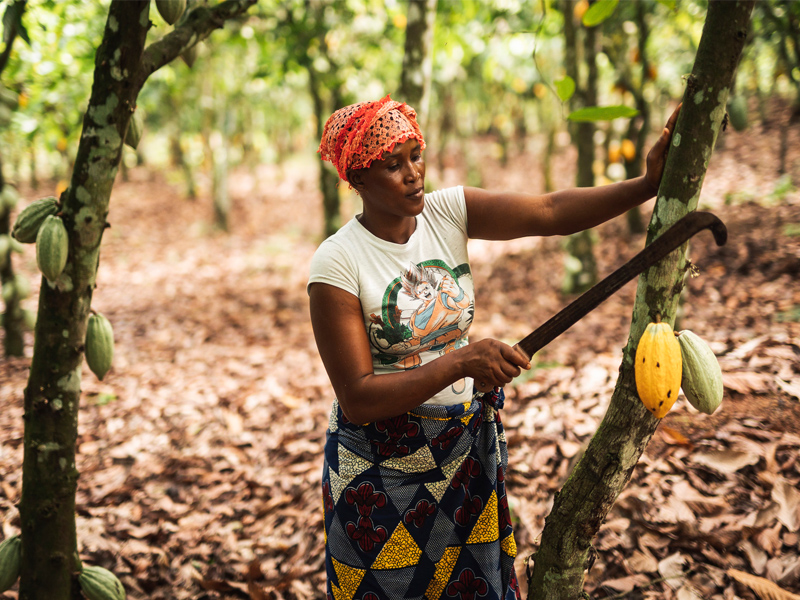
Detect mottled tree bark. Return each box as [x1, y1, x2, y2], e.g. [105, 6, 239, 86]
[526, 3, 754, 599]
[18, 2, 256, 598]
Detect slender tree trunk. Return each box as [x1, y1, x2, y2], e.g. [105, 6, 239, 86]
[399, 0, 437, 130]
[29, 142, 37, 189]
[1, 0, 27, 356]
[624, 1, 651, 235]
[526, 4, 754, 599]
[1, 160, 25, 357]
[18, 2, 257, 597]
[563, 3, 599, 294]
[19, 5, 149, 597]
[308, 66, 341, 238]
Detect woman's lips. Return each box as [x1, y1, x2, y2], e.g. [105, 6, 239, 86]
[407, 188, 424, 200]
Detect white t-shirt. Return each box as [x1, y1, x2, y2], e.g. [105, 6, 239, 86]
[308, 186, 475, 406]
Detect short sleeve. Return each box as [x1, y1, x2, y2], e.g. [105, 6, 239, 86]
[423, 186, 467, 236]
[307, 239, 360, 297]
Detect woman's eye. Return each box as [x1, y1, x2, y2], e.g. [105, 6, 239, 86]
[388, 163, 400, 171]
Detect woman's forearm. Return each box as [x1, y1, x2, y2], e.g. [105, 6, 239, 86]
[545, 175, 656, 236]
[337, 350, 467, 424]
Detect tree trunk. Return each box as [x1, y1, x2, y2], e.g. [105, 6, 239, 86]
[308, 66, 341, 238]
[1, 0, 27, 356]
[18, 2, 257, 597]
[1, 166, 25, 357]
[19, 4, 149, 596]
[562, 1, 599, 294]
[399, 0, 437, 130]
[624, 1, 652, 235]
[526, 3, 754, 599]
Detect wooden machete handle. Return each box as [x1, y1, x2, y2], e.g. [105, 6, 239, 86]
[475, 211, 727, 394]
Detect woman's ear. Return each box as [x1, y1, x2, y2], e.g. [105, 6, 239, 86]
[346, 168, 365, 192]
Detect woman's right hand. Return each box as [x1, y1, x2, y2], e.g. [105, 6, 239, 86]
[459, 338, 531, 392]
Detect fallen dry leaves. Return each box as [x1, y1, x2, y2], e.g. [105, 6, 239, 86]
[1, 111, 800, 599]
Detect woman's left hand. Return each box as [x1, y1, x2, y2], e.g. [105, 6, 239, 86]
[643, 103, 681, 194]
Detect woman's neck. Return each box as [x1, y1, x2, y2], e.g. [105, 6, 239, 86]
[357, 212, 416, 244]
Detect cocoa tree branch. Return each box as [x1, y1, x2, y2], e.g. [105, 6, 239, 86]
[0, 0, 27, 75]
[134, 0, 257, 89]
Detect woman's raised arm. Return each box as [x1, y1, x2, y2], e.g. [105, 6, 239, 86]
[465, 104, 680, 241]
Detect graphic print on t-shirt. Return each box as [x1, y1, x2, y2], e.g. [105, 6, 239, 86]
[367, 260, 473, 392]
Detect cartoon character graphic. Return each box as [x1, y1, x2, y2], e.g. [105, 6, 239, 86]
[368, 261, 473, 390]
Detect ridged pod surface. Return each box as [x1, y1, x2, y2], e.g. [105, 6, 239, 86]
[0, 535, 21, 593]
[35, 214, 69, 283]
[678, 330, 723, 414]
[86, 313, 114, 380]
[155, 0, 186, 25]
[11, 196, 59, 243]
[78, 565, 126, 600]
[125, 110, 143, 150]
[635, 320, 682, 418]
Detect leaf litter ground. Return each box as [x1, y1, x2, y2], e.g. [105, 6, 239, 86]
[1, 117, 800, 600]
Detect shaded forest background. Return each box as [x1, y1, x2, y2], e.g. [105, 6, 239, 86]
[1, 1, 799, 599]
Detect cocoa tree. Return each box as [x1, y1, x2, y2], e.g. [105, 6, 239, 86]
[16, 1, 256, 598]
[0, 0, 27, 357]
[526, 2, 755, 599]
[562, 0, 600, 294]
[398, 0, 437, 130]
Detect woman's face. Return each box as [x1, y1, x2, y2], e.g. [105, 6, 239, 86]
[350, 138, 426, 220]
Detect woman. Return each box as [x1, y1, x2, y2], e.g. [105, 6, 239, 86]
[308, 95, 678, 600]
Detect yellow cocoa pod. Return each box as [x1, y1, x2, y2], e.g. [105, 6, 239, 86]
[621, 139, 636, 162]
[635, 319, 682, 418]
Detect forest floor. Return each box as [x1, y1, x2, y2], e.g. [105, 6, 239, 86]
[2, 108, 800, 600]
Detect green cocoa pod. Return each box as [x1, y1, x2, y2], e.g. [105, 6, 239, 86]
[0, 535, 21, 593]
[86, 313, 114, 380]
[677, 330, 723, 415]
[0, 85, 18, 110]
[2, 274, 31, 302]
[1, 185, 19, 211]
[23, 308, 36, 330]
[727, 96, 748, 132]
[156, 0, 186, 25]
[0, 104, 11, 128]
[181, 43, 199, 68]
[78, 565, 126, 600]
[36, 215, 69, 283]
[0, 235, 9, 266]
[12, 196, 60, 243]
[124, 110, 143, 150]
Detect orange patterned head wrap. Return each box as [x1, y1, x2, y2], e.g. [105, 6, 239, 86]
[318, 94, 426, 182]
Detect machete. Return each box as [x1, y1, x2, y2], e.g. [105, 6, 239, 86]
[476, 211, 727, 392]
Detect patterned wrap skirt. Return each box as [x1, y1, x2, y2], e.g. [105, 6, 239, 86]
[322, 388, 521, 600]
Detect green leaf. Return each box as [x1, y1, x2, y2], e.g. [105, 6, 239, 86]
[567, 105, 639, 122]
[582, 0, 619, 27]
[656, 0, 677, 9]
[554, 76, 575, 102]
